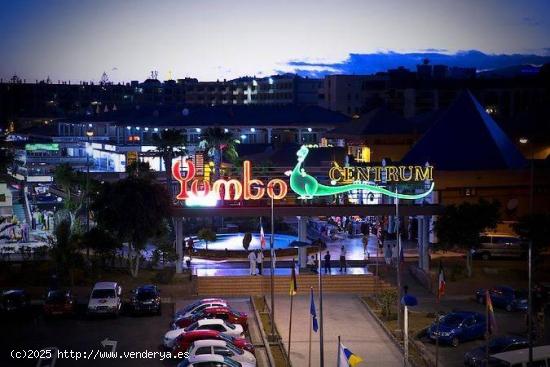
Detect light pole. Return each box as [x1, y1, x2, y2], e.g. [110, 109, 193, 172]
[519, 137, 534, 365]
[269, 187, 275, 339]
[85, 129, 94, 232]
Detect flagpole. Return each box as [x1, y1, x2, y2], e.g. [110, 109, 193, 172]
[395, 188, 403, 335]
[319, 244, 325, 367]
[485, 290, 489, 365]
[337, 335, 341, 367]
[435, 264, 441, 367]
[270, 191, 275, 339]
[288, 264, 295, 367]
[308, 287, 313, 367]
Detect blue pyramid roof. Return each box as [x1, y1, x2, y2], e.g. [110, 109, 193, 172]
[402, 90, 526, 170]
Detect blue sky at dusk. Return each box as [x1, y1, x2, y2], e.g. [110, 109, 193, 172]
[1, 0, 549, 82]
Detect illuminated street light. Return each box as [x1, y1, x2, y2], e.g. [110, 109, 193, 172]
[519, 137, 529, 144]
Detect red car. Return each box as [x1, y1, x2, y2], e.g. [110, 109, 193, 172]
[173, 306, 248, 330]
[43, 289, 75, 316]
[172, 329, 254, 355]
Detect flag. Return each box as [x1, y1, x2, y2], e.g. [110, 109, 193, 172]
[289, 261, 297, 296]
[486, 290, 497, 334]
[437, 261, 446, 302]
[310, 287, 318, 332]
[338, 342, 363, 367]
[260, 221, 266, 249]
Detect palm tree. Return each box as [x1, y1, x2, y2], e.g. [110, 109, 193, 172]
[152, 129, 186, 196]
[199, 127, 239, 179]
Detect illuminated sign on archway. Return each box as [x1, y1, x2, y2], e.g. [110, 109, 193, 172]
[172, 159, 287, 206]
[173, 146, 435, 206]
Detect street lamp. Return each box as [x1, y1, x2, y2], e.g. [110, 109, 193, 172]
[519, 137, 534, 365]
[401, 288, 418, 366]
[85, 129, 94, 232]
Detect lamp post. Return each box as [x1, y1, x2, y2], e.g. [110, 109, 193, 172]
[85, 129, 94, 232]
[401, 288, 418, 367]
[519, 137, 534, 365]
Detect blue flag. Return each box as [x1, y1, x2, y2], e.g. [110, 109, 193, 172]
[310, 287, 318, 332]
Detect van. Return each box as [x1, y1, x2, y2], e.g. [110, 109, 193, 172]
[87, 282, 122, 316]
[473, 233, 526, 260]
[490, 345, 550, 366]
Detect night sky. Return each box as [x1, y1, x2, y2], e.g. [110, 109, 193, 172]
[1, 0, 549, 82]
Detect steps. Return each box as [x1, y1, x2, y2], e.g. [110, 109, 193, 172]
[197, 274, 393, 296]
[12, 204, 27, 224]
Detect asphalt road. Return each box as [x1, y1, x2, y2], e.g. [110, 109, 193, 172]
[0, 303, 180, 367]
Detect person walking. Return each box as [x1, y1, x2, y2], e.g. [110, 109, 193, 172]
[323, 251, 331, 274]
[339, 245, 347, 273]
[256, 250, 264, 275]
[248, 250, 257, 275]
[384, 242, 392, 265]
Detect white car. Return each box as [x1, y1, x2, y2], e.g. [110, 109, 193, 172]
[177, 354, 255, 367]
[187, 339, 256, 365]
[164, 319, 244, 348]
[174, 298, 227, 320]
[87, 282, 122, 316]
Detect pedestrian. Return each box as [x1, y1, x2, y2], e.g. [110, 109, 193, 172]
[339, 245, 347, 273]
[248, 250, 257, 275]
[307, 255, 318, 273]
[384, 242, 392, 265]
[323, 251, 331, 274]
[256, 250, 264, 275]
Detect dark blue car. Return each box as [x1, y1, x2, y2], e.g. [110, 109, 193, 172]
[428, 311, 486, 347]
[464, 335, 528, 366]
[475, 286, 528, 312]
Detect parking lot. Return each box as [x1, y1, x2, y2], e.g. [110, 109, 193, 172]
[0, 297, 267, 367]
[415, 296, 529, 367]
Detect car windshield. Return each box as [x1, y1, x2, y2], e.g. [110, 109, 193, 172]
[441, 314, 465, 327]
[514, 290, 527, 299]
[180, 301, 202, 313]
[224, 321, 236, 329]
[223, 357, 242, 367]
[46, 291, 67, 303]
[136, 289, 156, 300]
[226, 343, 244, 355]
[91, 289, 115, 299]
[185, 322, 198, 331]
[219, 334, 236, 344]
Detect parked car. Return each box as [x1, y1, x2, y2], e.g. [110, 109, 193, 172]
[174, 298, 228, 320]
[130, 285, 161, 315]
[172, 330, 255, 355]
[475, 286, 528, 312]
[87, 282, 122, 316]
[164, 319, 245, 349]
[464, 336, 528, 366]
[473, 234, 526, 260]
[186, 339, 256, 365]
[428, 311, 486, 347]
[490, 345, 550, 366]
[173, 306, 248, 330]
[43, 289, 75, 316]
[0, 289, 30, 312]
[177, 354, 254, 367]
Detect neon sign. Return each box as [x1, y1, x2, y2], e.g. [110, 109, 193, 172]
[172, 159, 288, 206]
[288, 146, 434, 200]
[173, 146, 435, 206]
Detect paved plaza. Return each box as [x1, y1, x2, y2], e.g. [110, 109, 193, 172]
[270, 293, 402, 367]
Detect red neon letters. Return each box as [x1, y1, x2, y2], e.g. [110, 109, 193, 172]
[172, 159, 288, 201]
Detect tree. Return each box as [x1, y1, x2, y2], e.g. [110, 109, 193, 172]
[91, 176, 171, 277]
[0, 145, 14, 175]
[80, 227, 121, 269]
[53, 163, 87, 231]
[199, 127, 239, 179]
[49, 219, 82, 285]
[197, 228, 216, 251]
[126, 160, 155, 181]
[152, 129, 186, 196]
[513, 213, 550, 255]
[435, 199, 500, 277]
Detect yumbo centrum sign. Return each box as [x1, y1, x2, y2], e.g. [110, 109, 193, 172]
[172, 146, 434, 206]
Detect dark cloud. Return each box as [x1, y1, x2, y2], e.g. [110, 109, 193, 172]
[522, 16, 540, 27]
[287, 50, 550, 77]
